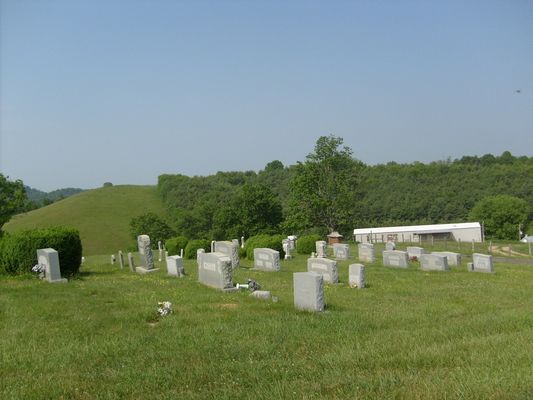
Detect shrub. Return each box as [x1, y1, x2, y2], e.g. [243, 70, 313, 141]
[0, 227, 82, 276]
[129, 212, 175, 247]
[296, 234, 322, 255]
[244, 234, 285, 260]
[165, 236, 189, 256]
[184, 239, 210, 259]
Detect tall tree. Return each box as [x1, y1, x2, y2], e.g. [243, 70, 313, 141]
[285, 135, 361, 234]
[469, 195, 530, 240]
[0, 174, 26, 233]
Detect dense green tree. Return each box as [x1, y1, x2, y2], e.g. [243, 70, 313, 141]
[284, 135, 361, 234]
[0, 174, 26, 233]
[469, 195, 530, 240]
[129, 212, 175, 246]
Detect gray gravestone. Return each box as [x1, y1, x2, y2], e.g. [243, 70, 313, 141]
[383, 250, 409, 268]
[196, 248, 205, 268]
[118, 251, 124, 268]
[136, 234, 158, 274]
[293, 272, 325, 312]
[250, 290, 272, 300]
[307, 257, 338, 283]
[253, 248, 281, 271]
[432, 251, 462, 266]
[166, 255, 185, 277]
[358, 243, 375, 263]
[420, 254, 449, 271]
[198, 252, 233, 290]
[282, 240, 292, 260]
[471, 253, 494, 273]
[385, 241, 396, 251]
[349, 264, 365, 288]
[127, 252, 135, 272]
[407, 246, 427, 259]
[315, 241, 327, 258]
[333, 243, 350, 260]
[36, 248, 67, 283]
[214, 240, 240, 269]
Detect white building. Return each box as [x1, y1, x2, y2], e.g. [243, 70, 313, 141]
[353, 222, 483, 244]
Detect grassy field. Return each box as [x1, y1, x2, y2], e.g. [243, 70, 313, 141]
[1, 245, 533, 399]
[4, 185, 167, 256]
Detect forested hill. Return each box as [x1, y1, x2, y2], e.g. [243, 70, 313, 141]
[25, 186, 85, 207]
[157, 151, 533, 239]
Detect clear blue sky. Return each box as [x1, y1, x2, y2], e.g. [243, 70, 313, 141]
[1, 0, 532, 191]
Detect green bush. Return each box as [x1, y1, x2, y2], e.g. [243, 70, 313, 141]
[184, 239, 211, 259]
[0, 226, 82, 276]
[244, 234, 285, 260]
[296, 234, 322, 255]
[165, 236, 189, 256]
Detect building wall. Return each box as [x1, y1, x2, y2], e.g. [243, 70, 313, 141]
[355, 227, 482, 243]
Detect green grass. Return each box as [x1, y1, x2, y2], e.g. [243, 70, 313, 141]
[4, 185, 166, 256]
[1, 248, 533, 399]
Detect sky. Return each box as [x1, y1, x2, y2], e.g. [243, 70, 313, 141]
[1, 0, 532, 191]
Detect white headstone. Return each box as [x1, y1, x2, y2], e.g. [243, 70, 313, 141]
[315, 241, 327, 258]
[307, 257, 338, 283]
[407, 246, 427, 259]
[36, 248, 67, 283]
[333, 243, 350, 260]
[293, 272, 325, 312]
[432, 251, 462, 266]
[349, 264, 365, 288]
[127, 252, 135, 272]
[385, 241, 396, 251]
[358, 243, 375, 263]
[214, 240, 239, 269]
[253, 248, 281, 271]
[198, 252, 233, 290]
[166, 255, 185, 277]
[420, 254, 449, 271]
[383, 250, 409, 268]
[471, 253, 494, 273]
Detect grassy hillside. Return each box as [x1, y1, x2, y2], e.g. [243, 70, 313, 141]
[1, 248, 533, 398]
[4, 185, 166, 255]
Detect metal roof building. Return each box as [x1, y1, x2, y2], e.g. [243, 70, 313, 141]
[353, 222, 482, 243]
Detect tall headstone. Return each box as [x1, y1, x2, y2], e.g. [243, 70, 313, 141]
[420, 254, 449, 271]
[287, 235, 296, 250]
[198, 252, 234, 290]
[241, 236, 245, 248]
[253, 248, 281, 271]
[166, 255, 185, 277]
[307, 257, 338, 283]
[349, 264, 365, 288]
[127, 252, 135, 272]
[385, 241, 396, 251]
[214, 240, 239, 269]
[36, 248, 67, 283]
[118, 251, 124, 268]
[471, 253, 494, 273]
[333, 243, 350, 260]
[382, 250, 409, 268]
[315, 241, 327, 258]
[196, 248, 205, 267]
[136, 234, 158, 274]
[432, 251, 462, 266]
[358, 243, 375, 263]
[407, 246, 427, 259]
[293, 272, 325, 312]
[158, 240, 163, 262]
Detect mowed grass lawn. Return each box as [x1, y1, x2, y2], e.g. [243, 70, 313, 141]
[1, 248, 533, 399]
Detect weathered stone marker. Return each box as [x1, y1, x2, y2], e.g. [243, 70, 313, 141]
[385, 241, 396, 251]
[432, 251, 462, 266]
[293, 271, 324, 312]
[214, 240, 240, 269]
[470, 253, 494, 273]
[118, 250, 124, 268]
[136, 234, 159, 274]
[333, 243, 350, 260]
[166, 255, 185, 277]
[407, 246, 427, 259]
[36, 248, 67, 283]
[315, 241, 327, 258]
[358, 243, 375, 263]
[382, 250, 409, 268]
[198, 252, 234, 290]
[420, 254, 449, 271]
[127, 252, 135, 272]
[349, 264, 365, 288]
[307, 257, 338, 283]
[253, 248, 281, 271]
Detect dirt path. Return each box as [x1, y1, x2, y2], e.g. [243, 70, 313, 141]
[489, 245, 530, 257]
